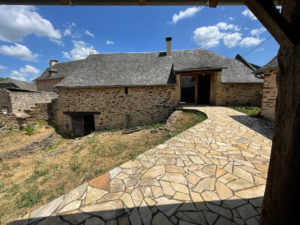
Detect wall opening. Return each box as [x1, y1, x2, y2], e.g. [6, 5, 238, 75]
[68, 112, 97, 137]
[198, 75, 211, 105]
[180, 73, 213, 105]
[83, 114, 95, 135]
[180, 76, 195, 103]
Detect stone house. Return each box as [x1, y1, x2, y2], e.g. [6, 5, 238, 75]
[0, 78, 57, 127]
[256, 57, 278, 120]
[36, 38, 263, 136]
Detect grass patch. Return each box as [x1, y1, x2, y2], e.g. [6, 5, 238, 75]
[25, 168, 49, 183]
[229, 106, 261, 116]
[17, 187, 44, 209]
[0, 110, 206, 225]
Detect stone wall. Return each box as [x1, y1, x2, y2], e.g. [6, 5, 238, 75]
[55, 85, 180, 133]
[213, 72, 263, 106]
[0, 129, 56, 160]
[10, 91, 58, 113]
[0, 113, 20, 129]
[261, 70, 278, 120]
[0, 88, 12, 113]
[36, 78, 63, 92]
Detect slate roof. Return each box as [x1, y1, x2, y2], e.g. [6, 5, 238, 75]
[36, 48, 262, 88]
[0, 78, 37, 91]
[256, 57, 278, 74]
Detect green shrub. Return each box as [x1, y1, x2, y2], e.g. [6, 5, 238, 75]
[24, 123, 37, 135]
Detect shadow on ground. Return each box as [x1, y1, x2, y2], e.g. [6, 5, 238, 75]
[230, 115, 274, 139]
[8, 198, 263, 225]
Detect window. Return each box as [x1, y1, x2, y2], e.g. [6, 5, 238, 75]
[125, 87, 128, 95]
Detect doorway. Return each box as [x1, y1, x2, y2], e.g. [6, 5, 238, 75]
[198, 75, 211, 105]
[180, 73, 212, 105]
[180, 76, 195, 103]
[70, 113, 96, 137]
[83, 114, 95, 135]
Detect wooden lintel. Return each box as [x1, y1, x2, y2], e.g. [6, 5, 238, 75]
[244, 0, 295, 47]
[138, 0, 146, 6]
[63, 112, 100, 115]
[209, 0, 219, 8]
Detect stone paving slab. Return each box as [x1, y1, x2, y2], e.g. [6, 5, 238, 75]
[9, 107, 272, 225]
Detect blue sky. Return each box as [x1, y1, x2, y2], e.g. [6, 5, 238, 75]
[0, 5, 279, 82]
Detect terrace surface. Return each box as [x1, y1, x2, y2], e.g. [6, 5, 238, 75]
[10, 106, 273, 225]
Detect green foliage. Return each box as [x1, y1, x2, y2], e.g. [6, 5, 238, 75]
[69, 161, 81, 173]
[8, 184, 19, 197]
[25, 168, 49, 183]
[139, 123, 164, 130]
[24, 123, 37, 136]
[129, 150, 143, 160]
[17, 186, 43, 209]
[229, 106, 261, 116]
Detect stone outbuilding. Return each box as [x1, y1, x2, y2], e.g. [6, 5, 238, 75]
[36, 38, 263, 136]
[0, 78, 57, 128]
[256, 57, 278, 120]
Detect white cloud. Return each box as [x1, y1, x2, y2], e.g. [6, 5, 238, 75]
[9, 65, 40, 81]
[229, 17, 234, 21]
[0, 43, 39, 61]
[193, 26, 225, 48]
[250, 27, 266, 36]
[106, 40, 114, 45]
[217, 22, 240, 31]
[62, 51, 71, 59]
[242, 9, 257, 20]
[0, 5, 61, 42]
[85, 30, 95, 37]
[223, 33, 242, 48]
[50, 38, 64, 46]
[63, 28, 72, 37]
[0, 65, 7, 69]
[170, 7, 203, 24]
[193, 21, 265, 49]
[62, 40, 98, 60]
[239, 37, 264, 47]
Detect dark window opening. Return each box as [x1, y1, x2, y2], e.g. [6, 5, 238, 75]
[198, 75, 211, 105]
[180, 76, 195, 103]
[125, 87, 128, 95]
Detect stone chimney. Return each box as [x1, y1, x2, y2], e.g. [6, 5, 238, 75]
[166, 37, 172, 56]
[49, 59, 58, 69]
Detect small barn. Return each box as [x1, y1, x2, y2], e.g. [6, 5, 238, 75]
[0, 78, 57, 120]
[256, 57, 278, 120]
[36, 38, 263, 136]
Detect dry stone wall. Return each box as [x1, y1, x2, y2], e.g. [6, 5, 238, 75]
[261, 70, 278, 120]
[214, 72, 263, 106]
[36, 78, 63, 92]
[0, 88, 12, 112]
[55, 85, 180, 133]
[10, 91, 57, 113]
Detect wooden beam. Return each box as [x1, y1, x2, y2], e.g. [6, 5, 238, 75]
[59, 0, 70, 4]
[208, 0, 219, 8]
[244, 0, 296, 47]
[138, 0, 146, 5]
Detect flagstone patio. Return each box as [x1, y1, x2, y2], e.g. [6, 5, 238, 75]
[10, 106, 273, 225]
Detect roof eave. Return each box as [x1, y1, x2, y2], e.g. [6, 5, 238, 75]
[55, 83, 177, 89]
